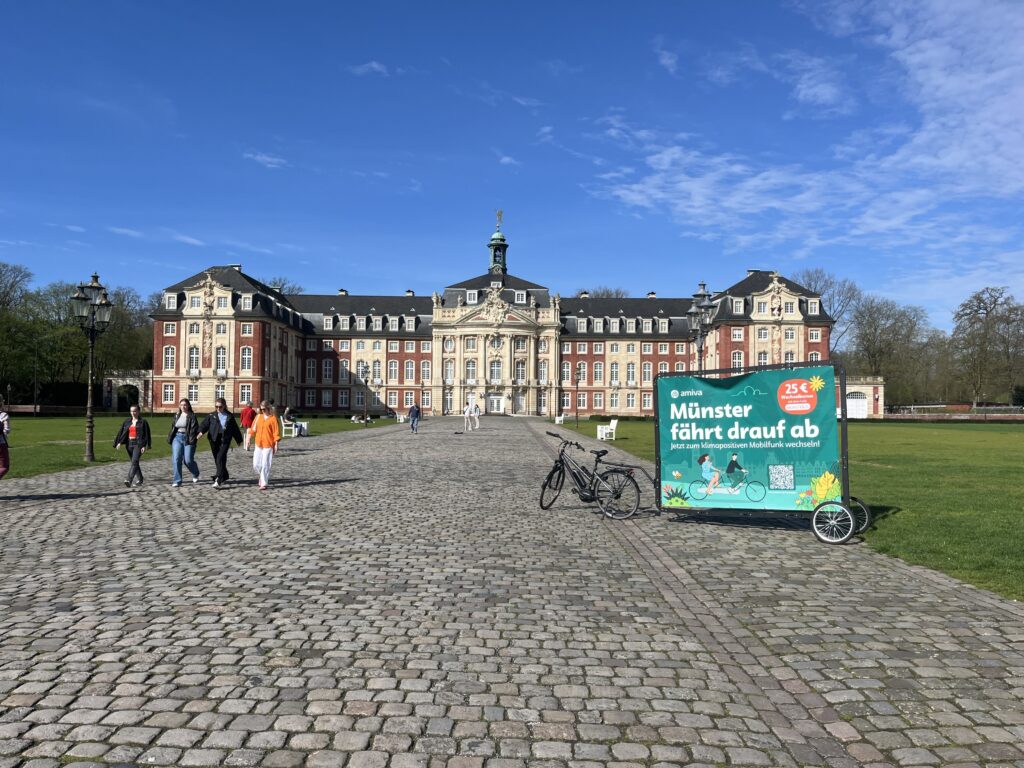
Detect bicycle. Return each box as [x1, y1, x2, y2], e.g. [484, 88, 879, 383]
[688, 471, 766, 502]
[540, 431, 641, 519]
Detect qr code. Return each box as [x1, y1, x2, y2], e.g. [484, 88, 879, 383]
[768, 464, 795, 490]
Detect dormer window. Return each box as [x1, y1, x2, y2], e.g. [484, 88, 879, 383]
[626, 319, 636, 333]
[757, 300, 767, 314]
[784, 301, 795, 314]
[405, 315, 415, 330]
[389, 317, 399, 332]
[241, 295, 252, 310]
[594, 319, 604, 333]
[733, 299, 744, 314]
[190, 295, 201, 309]
[808, 300, 820, 315]
[372, 317, 382, 331]
[339, 317, 350, 330]
[659, 319, 668, 333]
[323, 317, 333, 330]
[609, 318, 620, 333]
[642, 319, 652, 333]
[466, 290, 478, 304]
[356, 317, 366, 331]
[490, 281, 502, 289]
[578, 318, 587, 333]
[217, 296, 229, 309]
[514, 291, 526, 304]
[165, 294, 177, 310]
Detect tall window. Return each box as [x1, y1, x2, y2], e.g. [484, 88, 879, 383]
[626, 393, 636, 408]
[322, 390, 332, 407]
[240, 384, 252, 404]
[420, 361, 430, 381]
[784, 351, 795, 363]
[187, 346, 200, 371]
[215, 347, 227, 371]
[405, 360, 415, 382]
[593, 392, 603, 409]
[514, 359, 526, 382]
[577, 392, 587, 409]
[444, 359, 455, 382]
[593, 362, 603, 382]
[642, 362, 652, 382]
[241, 347, 253, 371]
[162, 346, 175, 372]
[305, 390, 316, 407]
[323, 359, 333, 383]
[388, 360, 399, 382]
[356, 361, 368, 382]
[538, 360, 548, 383]
[758, 351, 768, 365]
[466, 359, 477, 381]
[626, 362, 636, 383]
[577, 362, 587, 383]
[163, 383, 175, 403]
[561, 362, 571, 381]
[339, 389, 350, 407]
[610, 362, 619, 383]
[187, 384, 199, 401]
[731, 351, 743, 368]
[489, 359, 502, 382]
[340, 360, 350, 382]
[372, 360, 381, 380]
[609, 392, 619, 408]
[215, 384, 226, 401]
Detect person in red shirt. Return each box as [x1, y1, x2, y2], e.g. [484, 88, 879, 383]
[113, 404, 152, 487]
[240, 400, 257, 451]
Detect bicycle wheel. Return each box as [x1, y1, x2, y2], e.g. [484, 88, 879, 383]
[539, 464, 565, 509]
[811, 501, 855, 544]
[688, 479, 709, 501]
[596, 470, 641, 520]
[745, 480, 767, 502]
[850, 496, 872, 534]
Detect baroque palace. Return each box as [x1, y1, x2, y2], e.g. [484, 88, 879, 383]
[151, 224, 834, 417]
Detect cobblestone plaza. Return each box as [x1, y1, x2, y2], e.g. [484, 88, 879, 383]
[1, 419, 1022, 767]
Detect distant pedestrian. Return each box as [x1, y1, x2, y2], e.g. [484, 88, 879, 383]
[167, 398, 201, 487]
[240, 401, 256, 451]
[249, 400, 280, 490]
[407, 402, 420, 434]
[472, 402, 481, 430]
[113, 404, 151, 487]
[0, 401, 10, 483]
[463, 401, 474, 432]
[197, 398, 243, 489]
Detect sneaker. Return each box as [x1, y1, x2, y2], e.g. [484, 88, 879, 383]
[172, 482, 181, 487]
[192, 476, 200, 484]
[213, 480, 220, 489]
[136, 478, 144, 486]
[123, 480, 131, 488]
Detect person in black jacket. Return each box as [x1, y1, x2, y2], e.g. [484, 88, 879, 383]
[167, 397, 201, 487]
[197, 397, 244, 489]
[114, 404, 152, 488]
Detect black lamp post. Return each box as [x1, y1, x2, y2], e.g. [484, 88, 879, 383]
[357, 363, 369, 425]
[687, 281, 715, 373]
[69, 273, 114, 461]
[574, 364, 583, 428]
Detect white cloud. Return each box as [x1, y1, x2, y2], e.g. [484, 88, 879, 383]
[173, 234, 205, 247]
[108, 226, 143, 238]
[349, 61, 389, 76]
[653, 37, 679, 75]
[223, 239, 273, 255]
[243, 151, 289, 169]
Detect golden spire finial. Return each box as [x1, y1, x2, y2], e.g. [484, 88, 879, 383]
[495, 209, 503, 230]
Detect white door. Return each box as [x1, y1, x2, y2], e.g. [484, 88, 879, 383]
[514, 392, 526, 413]
[846, 392, 868, 419]
[488, 394, 504, 413]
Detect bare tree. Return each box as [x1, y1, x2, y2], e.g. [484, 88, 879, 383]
[849, 295, 930, 404]
[260, 276, 304, 295]
[0, 261, 33, 311]
[952, 287, 1011, 407]
[790, 268, 862, 353]
[575, 286, 630, 298]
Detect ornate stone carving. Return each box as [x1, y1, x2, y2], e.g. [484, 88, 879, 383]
[482, 286, 509, 324]
[201, 273, 216, 363]
[432, 291, 442, 308]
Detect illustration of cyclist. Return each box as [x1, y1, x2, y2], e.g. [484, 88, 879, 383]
[725, 452, 748, 492]
[697, 454, 722, 494]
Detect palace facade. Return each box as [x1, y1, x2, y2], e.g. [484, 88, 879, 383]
[151, 225, 833, 416]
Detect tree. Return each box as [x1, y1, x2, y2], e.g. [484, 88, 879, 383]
[790, 268, 862, 353]
[575, 286, 630, 298]
[848, 296, 930, 405]
[952, 287, 1011, 407]
[260, 276, 304, 295]
[0, 262, 32, 311]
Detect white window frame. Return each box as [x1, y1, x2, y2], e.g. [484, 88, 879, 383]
[733, 299, 744, 314]
[809, 329, 821, 342]
[808, 300, 820, 315]
[642, 392, 652, 410]
[163, 322, 176, 335]
[240, 384, 252, 404]
[731, 351, 743, 368]
[241, 295, 252, 310]
[626, 319, 636, 333]
[784, 301, 795, 314]
[388, 391, 399, 408]
[323, 317, 333, 330]
[388, 340, 400, 352]
[240, 347, 253, 371]
[642, 343, 652, 354]
[340, 340, 350, 351]
[642, 319, 652, 333]
[305, 389, 316, 407]
[466, 290, 478, 304]
[405, 341, 416, 352]
[187, 383, 199, 402]
[241, 323, 253, 336]
[577, 343, 587, 353]
[339, 389, 350, 408]
[659, 319, 668, 333]
[594, 319, 604, 333]
[163, 384, 176, 403]
[609, 319, 620, 333]
[190, 296, 201, 309]
[164, 294, 177, 310]
[785, 328, 796, 341]
[389, 317, 399, 332]
[757, 327, 768, 340]
[514, 291, 526, 304]
[217, 296, 228, 309]
[732, 328, 743, 341]
[809, 351, 821, 361]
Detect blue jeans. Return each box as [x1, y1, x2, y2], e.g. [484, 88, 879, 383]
[171, 433, 199, 485]
[410, 416, 419, 433]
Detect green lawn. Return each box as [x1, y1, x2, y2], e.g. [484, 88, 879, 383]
[558, 419, 1024, 601]
[2, 413, 393, 479]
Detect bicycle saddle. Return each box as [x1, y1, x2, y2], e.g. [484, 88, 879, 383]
[590, 449, 609, 458]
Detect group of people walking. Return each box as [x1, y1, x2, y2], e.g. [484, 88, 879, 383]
[113, 398, 281, 490]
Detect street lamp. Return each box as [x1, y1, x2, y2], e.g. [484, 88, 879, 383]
[687, 281, 715, 373]
[357, 363, 370, 425]
[574, 363, 584, 428]
[69, 273, 114, 461]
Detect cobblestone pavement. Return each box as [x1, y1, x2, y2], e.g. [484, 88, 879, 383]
[1, 417, 1022, 768]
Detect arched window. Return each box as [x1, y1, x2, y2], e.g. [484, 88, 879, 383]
[731, 351, 743, 368]
[489, 359, 502, 382]
[187, 346, 200, 370]
[577, 362, 587, 383]
[658, 362, 668, 374]
[356, 360, 368, 381]
[405, 360, 415, 382]
[784, 351, 795, 364]
[215, 346, 227, 370]
[757, 351, 768, 366]
[626, 362, 636, 383]
[322, 359, 333, 382]
[162, 346, 175, 372]
[610, 362, 620, 383]
[465, 359, 476, 380]
[372, 360, 381, 380]
[388, 360, 399, 382]
[538, 360, 548, 382]
[593, 362, 604, 382]
[240, 347, 253, 371]
[809, 351, 821, 362]
[642, 362, 652, 382]
[444, 359, 454, 381]
[514, 359, 526, 382]
[561, 362, 571, 381]
[420, 361, 430, 381]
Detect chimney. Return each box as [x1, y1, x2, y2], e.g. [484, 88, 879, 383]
[338, 288, 348, 296]
[647, 291, 657, 299]
[405, 289, 415, 297]
[747, 269, 758, 276]
[230, 264, 242, 272]
[579, 290, 590, 299]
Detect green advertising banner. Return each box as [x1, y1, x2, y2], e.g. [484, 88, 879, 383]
[656, 366, 840, 512]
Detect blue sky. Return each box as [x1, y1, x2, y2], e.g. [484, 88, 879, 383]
[2, 1, 1022, 329]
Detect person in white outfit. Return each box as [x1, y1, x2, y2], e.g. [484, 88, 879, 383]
[472, 403, 481, 430]
[463, 401, 474, 432]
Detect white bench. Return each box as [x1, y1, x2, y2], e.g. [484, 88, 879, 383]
[554, 414, 565, 425]
[597, 419, 618, 441]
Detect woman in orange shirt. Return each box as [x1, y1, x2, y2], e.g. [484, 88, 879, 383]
[248, 400, 280, 490]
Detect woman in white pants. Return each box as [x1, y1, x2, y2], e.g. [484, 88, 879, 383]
[248, 401, 280, 490]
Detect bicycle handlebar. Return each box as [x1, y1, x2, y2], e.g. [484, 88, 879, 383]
[546, 431, 584, 452]
[545, 431, 560, 438]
